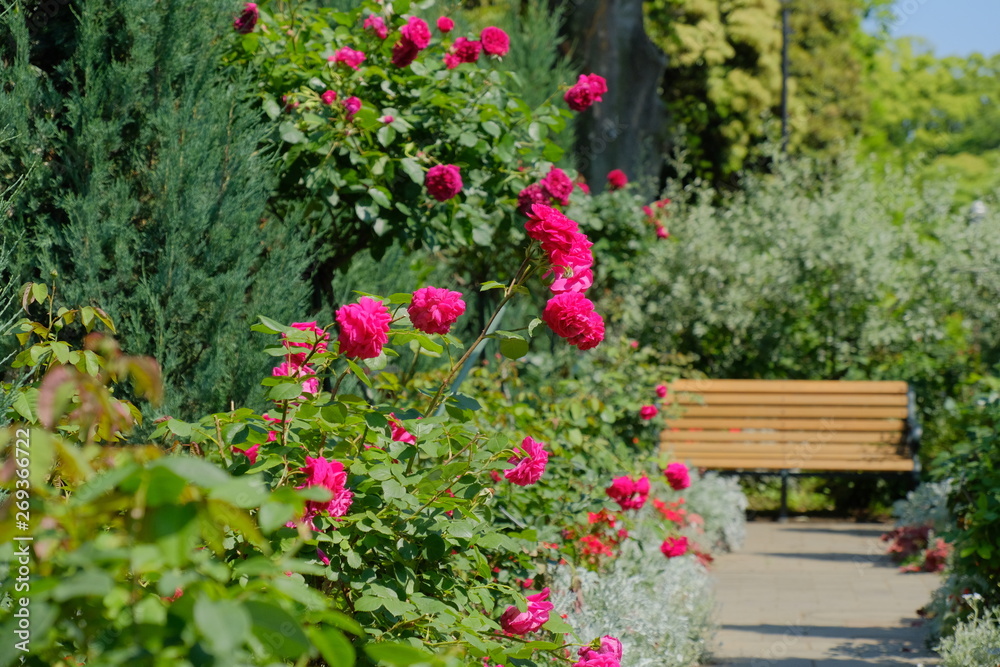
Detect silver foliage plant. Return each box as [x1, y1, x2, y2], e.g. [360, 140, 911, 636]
[544, 471, 747, 667]
[936, 601, 1000, 667]
[548, 541, 716, 667]
[891, 479, 954, 534]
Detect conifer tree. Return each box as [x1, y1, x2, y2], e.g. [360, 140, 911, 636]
[0, 0, 312, 418]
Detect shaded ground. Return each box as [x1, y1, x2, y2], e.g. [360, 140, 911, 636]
[704, 521, 941, 666]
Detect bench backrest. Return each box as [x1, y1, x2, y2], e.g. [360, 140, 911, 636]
[660, 379, 916, 472]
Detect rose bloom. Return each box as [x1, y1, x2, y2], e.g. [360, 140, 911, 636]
[656, 223, 670, 239]
[606, 475, 650, 511]
[451, 37, 482, 65]
[541, 167, 574, 206]
[639, 404, 658, 420]
[408, 286, 466, 334]
[234, 2, 258, 34]
[344, 96, 362, 121]
[660, 535, 689, 558]
[576, 180, 590, 194]
[524, 204, 580, 255]
[392, 39, 421, 67]
[272, 361, 319, 396]
[363, 14, 388, 39]
[499, 587, 552, 634]
[578, 636, 624, 663]
[380, 115, 394, 124]
[389, 414, 417, 445]
[504, 436, 549, 486]
[573, 654, 621, 667]
[480, 26, 510, 56]
[564, 73, 607, 112]
[335, 296, 391, 359]
[400, 16, 432, 49]
[425, 164, 463, 201]
[332, 47, 366, 70]
[606, 169, 628, 190]
[233, 443, 260, 464]
[296, 456, 354, 529]
[320, 89, 338, 105]
[541, 292, 604, 351]
[664, 462, 691, 490]
[437, 16, 454, 32]
[517, 183, 549, 215]
[546, 232, 593, 294]
[655, 383, 668, 398]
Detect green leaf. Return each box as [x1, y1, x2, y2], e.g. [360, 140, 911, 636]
[279, 122, 306, 144]
[157, 457, 231, 489]
[245, 601, 312, 659]
[480, 281, 506, 291]
[528, 122, 546, 142]
[542, 616, 574, 634]
[364, 643, 434, 665]
[241, 32, 260, 54]
[499, 337, 529, 360]
[458, 132, 478, 147]
[269, 382, 305, 401]
[481, 121, 502, 138]
[166, 419, 193, 438]
[310, 626, 356, 667]
[377, 125, 396, 147]
[346, 358, 373, 388]
[527, 318, 544, 337]
[369, 187, 391, 208]
[400, 158, 424, 185]
[195, 597, 251, 655]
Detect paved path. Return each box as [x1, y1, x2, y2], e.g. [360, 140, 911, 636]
[705, 521, 942, 667]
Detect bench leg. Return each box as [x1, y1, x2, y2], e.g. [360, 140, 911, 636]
[779, 470, 789, 523]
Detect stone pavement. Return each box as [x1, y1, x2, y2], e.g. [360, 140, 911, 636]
[704, 521, 942, 667]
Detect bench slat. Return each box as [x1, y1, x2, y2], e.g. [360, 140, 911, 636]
[664, 417, 905, 432]
[676, 406, 909, 419]
[661, 429, 902, 444]
[669, 458, 916, 472]
[671, 392, 909, 407]
[665, 443, 908, 458]
[669, 379, 909, 394]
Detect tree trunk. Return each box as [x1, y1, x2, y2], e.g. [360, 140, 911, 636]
[557, 0, 669, 192]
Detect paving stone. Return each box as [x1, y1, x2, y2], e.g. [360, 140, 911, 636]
[702, 521, 941, 667]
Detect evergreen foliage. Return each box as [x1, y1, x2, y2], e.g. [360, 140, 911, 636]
[0, 0, 312, 418]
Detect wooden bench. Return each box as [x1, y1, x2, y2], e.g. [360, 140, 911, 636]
[659, 379, 921, 518]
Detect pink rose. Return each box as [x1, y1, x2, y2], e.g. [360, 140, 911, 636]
[524, 204, 580, 254]
[504, 436, 549, 486]
[655, 384, 668, 398]
[344, 96, 362, 121]
[517, 184, 549, 215]
[272, 361, 319, 398]
[451, 37, 482, 65]
[321, 90, 338, 105]
[585, 73, 608, 98]
[392, 39, 421, 67]
[380, 115, 394, 124]
[437, 16, 454, 32]
[389, 414, 417, 445]
[573, 655, 621, 667]
[578, 636, 624, 662]
[332, 47, 366, 70]
[639, 404, 658, 420]
[233, 443, 260, 464]
[408, 286, 466, 334]
[499, 587, 552, 634]
[295, 456, 353, 529]
[400, 16, 431, 49]
[541, 292, 604, 351]
[576, 180, 590, 194]
[664, 462, 691, 491]
[606, 475, 650, 511]
[546, 233, 593, 294]
[335, 296, 391, 359]
[480, 26, 510, 56]
[607, 169, 628, 190]
[660, 535, 689, 558]
[564, 73, 606, 112]
[234, 2, 258, 34]
[656, 224, 670, 239]
[364, 14, 389, 39]
[425, 164, 463, 201]
[541, 167, 574, 206]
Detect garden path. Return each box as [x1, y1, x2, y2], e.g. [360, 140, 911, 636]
[704, 521, 942, 667]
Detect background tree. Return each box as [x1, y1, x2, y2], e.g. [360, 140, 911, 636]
[0, 0, 312, 419]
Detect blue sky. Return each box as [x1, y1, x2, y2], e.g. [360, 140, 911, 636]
[886, 0, 1000, 56]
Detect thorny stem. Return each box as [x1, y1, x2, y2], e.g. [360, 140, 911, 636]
[422, 250, 536, 417]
